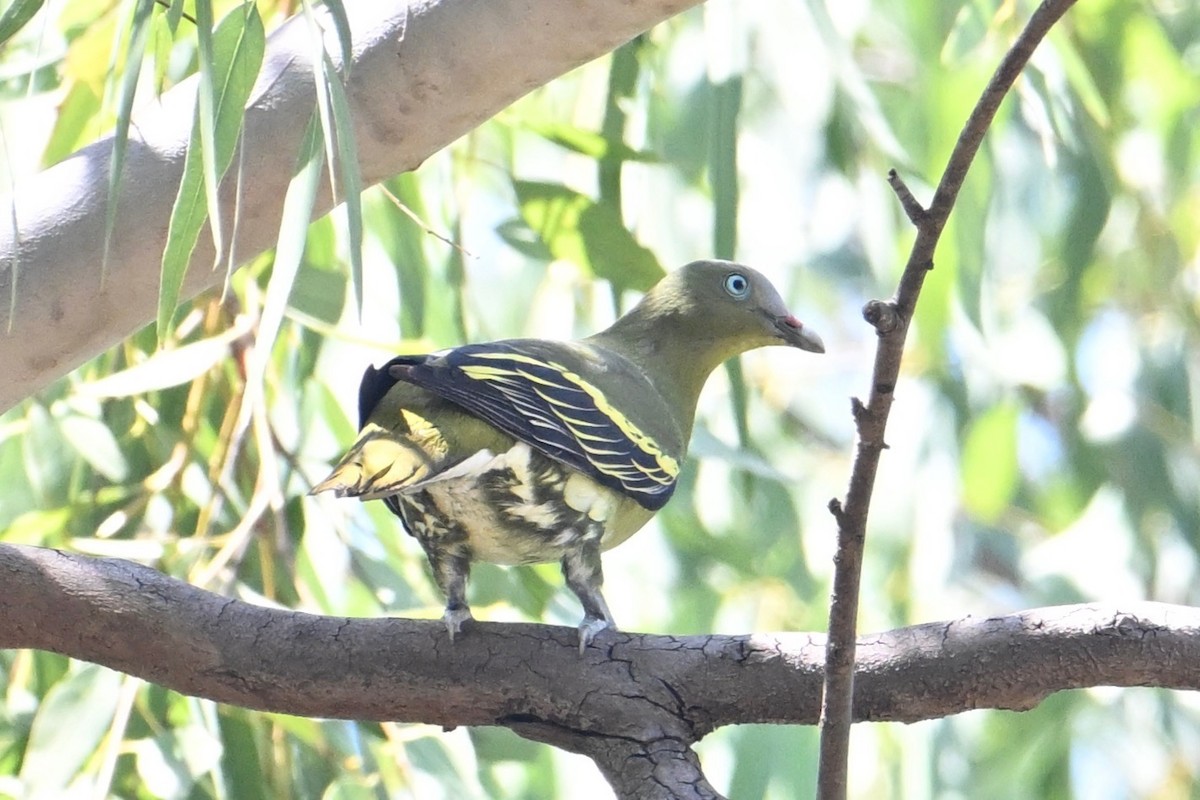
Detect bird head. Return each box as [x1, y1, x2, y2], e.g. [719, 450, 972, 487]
[629, 259, 825, 358]
[582, 259, 825, 437]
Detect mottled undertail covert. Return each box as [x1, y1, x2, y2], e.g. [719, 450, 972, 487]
[312, 260, 824, 652]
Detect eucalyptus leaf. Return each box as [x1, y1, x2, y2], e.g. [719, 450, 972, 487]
[0, 0, 43, 47]
[515, 181, 663, 293]
[961, 401, 1019, 523]
[19, 665, 123, 795]
[57, 414, 128, 481]
[77, 323, 250, 397]
[157, 3, 265, 341]
[102, 0, 155, 285]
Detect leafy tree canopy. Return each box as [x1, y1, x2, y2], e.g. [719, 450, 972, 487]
[1, 0, 1198, 797]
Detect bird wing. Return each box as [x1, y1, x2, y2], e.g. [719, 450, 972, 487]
[387, 342, 680, 510]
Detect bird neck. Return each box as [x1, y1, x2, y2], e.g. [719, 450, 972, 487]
[586, 307, 742, 439]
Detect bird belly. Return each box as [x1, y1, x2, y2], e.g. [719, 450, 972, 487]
[394, 442, 651, 566]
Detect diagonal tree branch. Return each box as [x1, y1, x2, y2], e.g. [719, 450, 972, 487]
[0, 0, 701, 414]
[818, 1, 1079, 796]
[4, 542, 1200, 798]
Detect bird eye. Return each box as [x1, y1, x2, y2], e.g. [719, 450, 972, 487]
[723, 272, 750, 299]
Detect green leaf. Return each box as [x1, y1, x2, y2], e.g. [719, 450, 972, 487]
[961, 401, 1020, 523]
[941, 0, 993, 65]
[322, 0, 354, 77]
[134, 734, 194, 799]
[207, 3, 266, 268]
[21, 403, 69, 504]
[708, 75, 741, 260]
[2, 507, 71, 544]
[526, 121, 657, 163]
[76, 325, 247, 397]
[324, 778, 379, 800]
[371, 176, 430, 339]
[134, 725, 222, 798]
[267, 114, 326, 338]
[102, 0, 155, 285]
[218, 711, 270, 800]
[19, 665, 123, 795]
[514, 180, 589, 265]
[298, 0, 363, 316]
[57, 414, 129, 482]
[515, 181, 663, 293]
[157, 2, 265, 341]
[41, 80, 102, 167]
[708, 75, 748, 446]
[290, 259, 347, 324]
[157, 132, 208, 338]
[194, 0, 220, 259]
[235, 114, 325, 434]
[301, 1, 338, 189]
[0, 0, 43, 47]
[577, 199, 664, 292]
[164, 0, 185, 33]
[321, 49, 364, 316]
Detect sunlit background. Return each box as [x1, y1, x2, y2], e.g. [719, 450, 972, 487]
[2, 0, 1200, 797]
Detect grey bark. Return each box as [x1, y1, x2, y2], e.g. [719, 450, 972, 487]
[0, 0, 701, 413]
[4, 541, 1198, 731]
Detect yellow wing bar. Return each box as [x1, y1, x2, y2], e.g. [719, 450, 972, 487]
[395, 344, 679, 510]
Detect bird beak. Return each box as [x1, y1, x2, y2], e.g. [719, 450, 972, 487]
[774, 314, 825, 353]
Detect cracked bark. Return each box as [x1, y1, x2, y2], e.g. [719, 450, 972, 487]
[5, 542, 1200, 798]
[513, 722, 721, 800]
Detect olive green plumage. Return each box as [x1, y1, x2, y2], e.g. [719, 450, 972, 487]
[312, 259, 824, 651]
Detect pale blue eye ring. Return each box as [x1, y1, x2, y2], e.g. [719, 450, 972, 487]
[724, 273, 750, 298]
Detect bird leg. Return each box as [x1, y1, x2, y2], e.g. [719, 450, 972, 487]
[560, 537, 616, 654]
[424, 546, 473, 641]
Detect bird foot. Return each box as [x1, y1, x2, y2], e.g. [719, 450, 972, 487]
[577, 616, 615, 655]
[443, 606, 474, 641]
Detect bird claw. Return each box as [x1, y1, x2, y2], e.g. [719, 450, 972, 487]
[443, 606, 474, 641]
[577, 616, 614, 655]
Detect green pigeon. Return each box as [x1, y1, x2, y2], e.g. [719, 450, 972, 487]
[312, 260, 824, 651]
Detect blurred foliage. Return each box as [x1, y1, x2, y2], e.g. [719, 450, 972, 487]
[2, 0, 1200, 797]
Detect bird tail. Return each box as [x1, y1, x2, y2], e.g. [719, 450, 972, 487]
[310, 428, 432, 500]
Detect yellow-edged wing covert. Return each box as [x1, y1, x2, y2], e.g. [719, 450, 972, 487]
[360, 342, 682, 511]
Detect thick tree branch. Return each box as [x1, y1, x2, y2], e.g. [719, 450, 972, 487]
[0, 0, 700, 413]
[515, 721, 722, 800]
[818, 1, 1079, 796]
[4, 541, 1199, 797]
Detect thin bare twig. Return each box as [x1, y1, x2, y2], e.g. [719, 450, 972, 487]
[816, 1, 1080, 797]
[153, 0, 198, 27]
[885, 169, 926, 226]
[378, 184, 475, 258]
